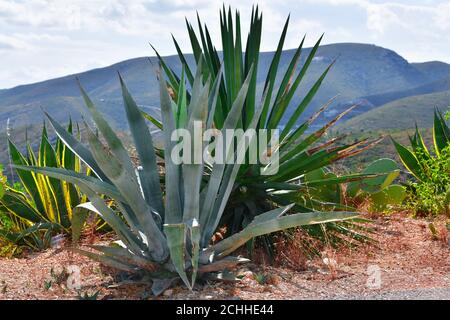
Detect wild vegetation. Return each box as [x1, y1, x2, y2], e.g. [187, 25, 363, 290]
[392, 110, 450, 216]
[0, 123, 93, 251]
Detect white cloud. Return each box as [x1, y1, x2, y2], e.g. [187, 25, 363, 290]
[365, 4, 399, 33]
[433, 3, 450, 30]
[0, 0, 449, 88]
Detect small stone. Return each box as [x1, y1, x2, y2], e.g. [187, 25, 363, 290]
[240, 270, 254, 279]
[163, 289, 173, 296]
[323, 257, 338, 269]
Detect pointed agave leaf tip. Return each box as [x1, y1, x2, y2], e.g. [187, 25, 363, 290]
[117, 71, 125, 85]
[331, 55, 339, 66]
[149, 42, 159, 55]
[75, 76, 83, 91]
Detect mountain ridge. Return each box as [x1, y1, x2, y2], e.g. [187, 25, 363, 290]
[0, 42, 449, 134]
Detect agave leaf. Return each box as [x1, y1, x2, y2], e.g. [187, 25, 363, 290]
[13, 165, 124, 202]
[198, 256, 250, 273]
[253, 173, 378, 192]
[78, 81, 136, 178]
[279, 97, 336, 151]
[38, 133, 70, 228]
[206, 207, 358, 259]
[267, 35, 323, 130]
[71, 203, 90, 245]
[44, 111, 107, 181]
[281, 103, 357, 161]
[281, 61, 334, 139]
[411, 125, 430, 158]
[259, 15, 290, 127]
[0, 229, 21, 243]
[186, 219, 201, 286]
[391, 137, 424, 180]
[85, 125, 167, 261]
[89, 245, 158, 272]
[150, 44, 180, 92]
[180, 78, 208, 286]
[171, 35, 194, 85]
[200, 69, 259, 244]
[182, 77, 210, 223]
[119, 74, 164, 216]
[74, 186, 144, 255]
[266, 35, 306, 129]
[176, 67, 188, 128]
[206, 65, 224, 130]
[163, 223, 191, 289]
[0, 190, 44, 223]
[433, 109, 450, 156]
[71, 247, 137, 272]
[16, 222, 61, 243]
[8, 140, 46, 214]
[197, 13, 217, 80]
[251, 203, 294, 225]
[141, 110, 163, 130]
[270, 144, 353, 182]
[151, 278, 179, 296]
[159, 68, 182, 224]
[304, 173, 381, 188]
[185, 19, 204, 71]
[202, 80, 267, 246]
[242, 7, 262, 128]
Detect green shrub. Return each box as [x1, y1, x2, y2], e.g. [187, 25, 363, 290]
[0, 122, 90, 249]
[392, 110, 450, 216]
[405, 146, 450, 216]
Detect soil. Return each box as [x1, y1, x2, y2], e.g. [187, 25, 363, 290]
[0, 213, 448, 300]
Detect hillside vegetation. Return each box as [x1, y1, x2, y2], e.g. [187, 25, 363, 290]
[1, 43, 449, 133]
[339, 90, 450, 131]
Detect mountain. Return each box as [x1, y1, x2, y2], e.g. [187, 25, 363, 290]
[359, 75, 450, 109]
[1, 42, 450, 165]
[2, 43, 449, 131]
[411, 61, 450, 82]
[338, 90, 450, 132]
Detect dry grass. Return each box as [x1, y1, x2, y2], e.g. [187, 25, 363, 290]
[0, 213, 448, 300]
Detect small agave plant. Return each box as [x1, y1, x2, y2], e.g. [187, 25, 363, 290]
[392, 110, 450, 183]
[15, 64, 358, 295]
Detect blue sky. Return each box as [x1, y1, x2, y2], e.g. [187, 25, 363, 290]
[0, 0, 449, 88]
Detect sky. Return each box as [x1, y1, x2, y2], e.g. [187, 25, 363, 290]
[0, 0, 450, 89]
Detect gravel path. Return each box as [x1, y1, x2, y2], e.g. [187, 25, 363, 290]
[0, 213, 448, 300]
[340, 287, 450, 300]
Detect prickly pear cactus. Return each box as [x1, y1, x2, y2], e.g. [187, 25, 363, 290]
[347, 159, 406, 212]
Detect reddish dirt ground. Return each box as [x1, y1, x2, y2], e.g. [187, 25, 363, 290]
[0, 213, 448, 300]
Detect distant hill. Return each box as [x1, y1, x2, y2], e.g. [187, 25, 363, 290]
[360, 75, 450, 108]
[338, 90, 450, 132]
[411, 61, 450, 82]
[2, 42, 448, 133]
[1, 42, 450, 170]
